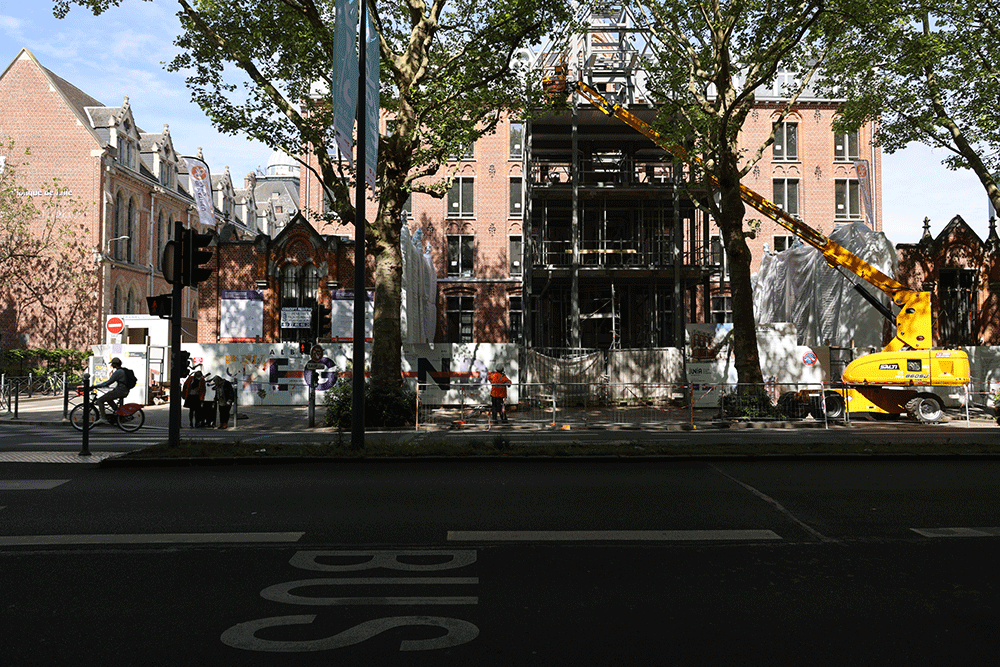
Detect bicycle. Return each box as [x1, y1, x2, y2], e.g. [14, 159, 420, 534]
[70, 389, 145, 433]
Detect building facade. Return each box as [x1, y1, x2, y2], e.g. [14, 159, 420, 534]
[295, 10, 884, 353]
[0, 49, 258, 353]
[896, 216, 1000, 347]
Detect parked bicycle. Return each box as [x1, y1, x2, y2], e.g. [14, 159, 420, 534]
[70, 389, 145, 433]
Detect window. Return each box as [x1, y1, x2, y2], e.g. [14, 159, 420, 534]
[127, 287, 139, 315]
[510, 122, 524, 160]
[280, 263, 321, 343]
[113, 192, 125, 260]
[773, 235, 796, 253]
[126, 197, 136, 262]
[711, 295, 733, 324]
[710, 235, 727, 277]
[773, 122, 798, 161]
[450, 141, 474, 161]
[835, 179, 861, 219]
[509, 235, 522, 276]
[508, 296, 522, 343]
[156, 211, 165, 270]
[447, 177, 474, 217]
[834, 130, 860, 161]
[509, 177, 522, 217]
[112, 285, 123, 314]
[939, 268, 977, 346]
[773, 179, 799, 216]
[447, 235, 475, 277]
[447, 296, 474, 343]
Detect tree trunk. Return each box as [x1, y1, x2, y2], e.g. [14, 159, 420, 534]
[369, 211, 403, 385]
[717, 156, 765, 388]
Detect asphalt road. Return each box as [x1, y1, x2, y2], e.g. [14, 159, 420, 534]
[2, 459, 1000, 665]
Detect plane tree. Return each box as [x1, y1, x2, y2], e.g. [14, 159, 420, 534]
[55, 0, 571, 384]
[820, 0, 1000, 216]
[634, 0, 849, 388]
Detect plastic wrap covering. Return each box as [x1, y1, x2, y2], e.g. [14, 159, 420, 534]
[753, 221, 897, 349]
[400, 226, 438, 344]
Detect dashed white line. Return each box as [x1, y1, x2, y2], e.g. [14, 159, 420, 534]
[0, 479, 70, 490]
[912, 527, 1000, 538]
[447, 530, 781, 541]
[0, 532, 305, 546]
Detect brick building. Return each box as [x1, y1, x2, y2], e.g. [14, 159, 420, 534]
[896, 216, 1000, 346]
[296, 10, 884, 352]
[0, 48, 255, 353]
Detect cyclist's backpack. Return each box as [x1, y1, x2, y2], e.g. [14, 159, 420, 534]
[122, 367, 137, 389]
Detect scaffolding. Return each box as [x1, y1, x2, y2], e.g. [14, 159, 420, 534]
[523, 6, 720, 350]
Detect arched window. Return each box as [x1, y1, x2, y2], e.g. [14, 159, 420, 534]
[281, 264, 300, 306]
[156, 211, 164, 270]
[127, 286, 138, 314]
[112, 284, 123, 314]
[127, 197, 136, 263]
[113, 192, 124, 260]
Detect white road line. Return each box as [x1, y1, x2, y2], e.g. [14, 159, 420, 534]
[0, 480, 70, 490]
[710, 464, 837, 543]
[912, 527, 1000, 538]
[447, 530, 781, 541]
[0, 532, 305, 546]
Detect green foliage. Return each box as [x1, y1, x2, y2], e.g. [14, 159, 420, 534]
[819, 1, 1000, 211]
[323, 379, 417, 429]
[3, 347, 91, 381]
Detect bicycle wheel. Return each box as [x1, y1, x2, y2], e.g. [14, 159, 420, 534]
[116, 408, 145, 433]
[70, 404, 100, 431]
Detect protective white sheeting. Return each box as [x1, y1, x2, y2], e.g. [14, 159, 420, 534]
[753, 221, 897, 349]
[400, 225, 438, 344]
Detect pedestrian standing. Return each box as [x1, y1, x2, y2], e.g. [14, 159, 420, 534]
[487, 366, 511, 423]
[213, 375, 236, 429]
[181, 370, 206, 427]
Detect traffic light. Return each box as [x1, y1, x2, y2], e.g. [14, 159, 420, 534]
[146, 294, 172, 318]
[162, 239, 179, 285]
[299, 340, 312, 356]
[183, 228, 214, 286]
[175, 350, 191, 378]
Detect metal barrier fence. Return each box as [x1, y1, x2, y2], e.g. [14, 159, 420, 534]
[416, 381, 982, 430]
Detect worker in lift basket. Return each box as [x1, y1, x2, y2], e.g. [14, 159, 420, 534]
[488, 366, 511, 423]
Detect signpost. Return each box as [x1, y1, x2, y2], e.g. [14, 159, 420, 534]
[106, 317, 125, 335]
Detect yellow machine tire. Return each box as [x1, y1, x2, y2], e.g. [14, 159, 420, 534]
[905, 393, 944, 424]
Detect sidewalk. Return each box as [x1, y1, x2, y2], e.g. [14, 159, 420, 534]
[2, 395, 998, 431]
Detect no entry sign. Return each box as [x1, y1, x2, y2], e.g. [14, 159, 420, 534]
[106, 317, 125, 334]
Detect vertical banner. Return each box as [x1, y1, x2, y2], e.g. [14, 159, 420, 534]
[853, 159, 875, 227]
[332, 0, 359, 167]
[183, 156, 215, 228]
[364, 14, 380, 189]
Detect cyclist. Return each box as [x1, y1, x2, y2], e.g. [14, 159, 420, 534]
[92, 357, 130, 424]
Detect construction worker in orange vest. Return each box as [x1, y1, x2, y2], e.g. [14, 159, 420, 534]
[488, 366, 511, 423]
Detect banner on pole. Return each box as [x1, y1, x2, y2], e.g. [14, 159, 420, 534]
[183, 156, 215, 228]
[332, 0, 359, 167]
[364, 14, 380, 189]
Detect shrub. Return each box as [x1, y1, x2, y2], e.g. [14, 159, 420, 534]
[324, 379, 417, 429]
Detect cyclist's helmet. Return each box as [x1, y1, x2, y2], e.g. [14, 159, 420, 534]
[110, 357, 122, 367]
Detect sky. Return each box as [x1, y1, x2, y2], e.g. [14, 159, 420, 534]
[2, 0, 995, 246]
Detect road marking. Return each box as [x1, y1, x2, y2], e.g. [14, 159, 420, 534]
[0, 532, 305, 546]
[912, 527, 1000, 538]
[710, 464, 837, 543]
[447, 530, 781, 541]
[0, 480, 70, 490]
